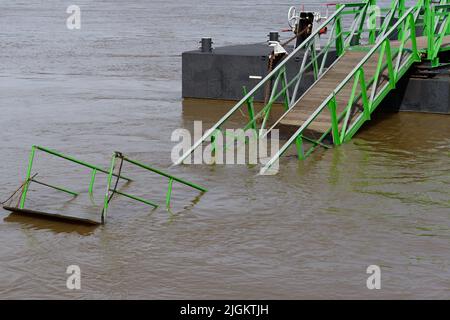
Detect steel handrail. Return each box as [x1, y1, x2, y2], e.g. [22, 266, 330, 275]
[260, 5, 418, 174]
[173, 5, 351, 166]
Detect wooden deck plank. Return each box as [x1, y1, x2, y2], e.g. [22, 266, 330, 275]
[279, 35, 450, 136]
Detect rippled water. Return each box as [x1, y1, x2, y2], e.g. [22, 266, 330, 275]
[0, 0, 449, 299]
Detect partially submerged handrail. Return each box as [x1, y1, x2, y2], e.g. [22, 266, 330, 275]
[16, 146, 207, 224]
[173, 5, 349, 166]
[34, 146, 132, 181]
[19, 145, 132, 209]
[102, 152, 207, 222]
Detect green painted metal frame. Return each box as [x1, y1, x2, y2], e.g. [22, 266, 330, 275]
[174, 1, 373, 166]
[16, 146, 207, 224]
[261, 5, 423, 174]
[425, 1, 450, 66]
[102, 152, 207, 222]
[19, 145, 133, 210]
[175, 0, 450, 174]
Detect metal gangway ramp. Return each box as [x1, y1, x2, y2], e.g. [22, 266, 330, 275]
[175, 0, 450, 173]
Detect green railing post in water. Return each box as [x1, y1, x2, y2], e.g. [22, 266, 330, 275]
[89, 169, 97, 198]
[335, 4, 345, 56]
[102, 154, 117, 222]
[368, 0, 377, 44]
[166, 178, 174, 208]
[328, 95, 341, 146]
[281, 68, 291, 111]
[19, 146, 36, 209]
[295, 136, 305, 160]
[425, 0, 436, 64]
[397, 0, 406, 41]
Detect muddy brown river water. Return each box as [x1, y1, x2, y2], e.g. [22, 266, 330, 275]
[0, 0, 449, 299]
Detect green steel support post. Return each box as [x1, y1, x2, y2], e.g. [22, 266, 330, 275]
[243, 86, 256, 131]
[425, 0, 434, 61]
[408, 13, 420, 62]
[369, 0, 377, 44]
[335, 5, 345, 56]
[102, 154, 117, 223]
[166, 178, 174, 208]
[89, 169, 97, 197]
[19, 146, 36, 209]
[295, 136, 305, 160]
[429, 9, 440, 67]
[398, 0, 406, 40]
[354, 1, 371, 45]
[340, 69, 362, 143]
[310, 43, 319, 79]
[281, 70, 290, 111]
[211, 127, 220, 154]
[359, 69, 370, 121]
[369, 41, 387, 112]
[447, 9, 450, 35]
[398, 0, 405, 17]
[261, 69, 284, 132]
[328, 95, 341, 146]
[384, 40, 396, 88]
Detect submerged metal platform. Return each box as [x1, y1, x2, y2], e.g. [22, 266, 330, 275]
[3, 206, 102, 226]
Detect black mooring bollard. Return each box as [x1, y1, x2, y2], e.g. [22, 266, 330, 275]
[200, 37, 213, 52]
[268, 31, 280, 42]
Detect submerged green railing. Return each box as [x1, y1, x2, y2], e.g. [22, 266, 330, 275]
[19, 145, 133, 210]
[102, 152, 207, 222]
[16, 146, 206, 224]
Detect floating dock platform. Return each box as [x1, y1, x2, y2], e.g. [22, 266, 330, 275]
[183, 43, 450, 114]
[175, 1, 450, 171]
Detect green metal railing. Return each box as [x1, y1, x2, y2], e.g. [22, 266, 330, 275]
[175, 0, 450, 173]
[261, 5, 421, 174]
[102, 152, 207, 222]
[19, 145, 133, 210]
[174, 1, 375, 165]
[17, 146, 207, 224]
[426, 0, 450, 66]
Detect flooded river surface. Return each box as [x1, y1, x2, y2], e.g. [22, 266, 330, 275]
[0, 1, 449, 299]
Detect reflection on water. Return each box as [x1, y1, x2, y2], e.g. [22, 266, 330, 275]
[0, 0, 449, 299]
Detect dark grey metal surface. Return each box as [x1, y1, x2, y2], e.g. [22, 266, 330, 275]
[182, 43, 337, 102]
[3, 206, 101, 226]
[382, 70, 450, 114]
[183, 43, 450, 114]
